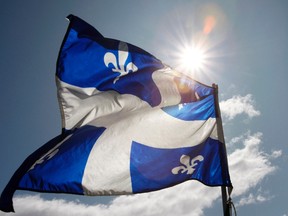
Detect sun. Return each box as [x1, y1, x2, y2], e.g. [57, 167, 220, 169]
[175, 38, 212, 80]
[179, 45, 207, 72]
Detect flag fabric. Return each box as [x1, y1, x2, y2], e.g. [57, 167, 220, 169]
[0, 15, 232, 213]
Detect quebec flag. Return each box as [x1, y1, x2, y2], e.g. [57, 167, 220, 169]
[0, 15, 232, 212]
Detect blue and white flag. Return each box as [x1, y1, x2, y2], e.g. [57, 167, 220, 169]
[0, 15, 232, 212]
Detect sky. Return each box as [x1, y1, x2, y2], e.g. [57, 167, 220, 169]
[0, 0, 287, 215]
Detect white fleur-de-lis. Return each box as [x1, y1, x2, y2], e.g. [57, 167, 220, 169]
[171, 154, 204, 175]
[29, 149, 59, 171]
[29, 134, 72, 171]
[104, 41, 138, 84]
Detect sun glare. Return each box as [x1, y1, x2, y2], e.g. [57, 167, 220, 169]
[180, 46, 207, 72]
[156, 3, 228, 82]
[173, 37, 217, 82]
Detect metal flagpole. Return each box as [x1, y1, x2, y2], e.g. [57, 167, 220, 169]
[212, 84, 231, 216]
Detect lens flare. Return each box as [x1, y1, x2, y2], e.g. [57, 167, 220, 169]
[203, 15, 216, 35]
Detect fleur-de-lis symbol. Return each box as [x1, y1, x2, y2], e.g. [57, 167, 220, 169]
[29, 149, 59, 171]
[171, 155, 204, 175]
[104, 41, 138, 84]
[29, 134, 72, 171]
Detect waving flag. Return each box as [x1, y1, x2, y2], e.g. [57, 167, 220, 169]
[0, 15, 232, 212]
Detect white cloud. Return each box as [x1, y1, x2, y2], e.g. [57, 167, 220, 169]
[237, 193, 271, 206]
[5, 183, 220, 216]
[2, 195, 104, 216]
[270, 150, 282, 159]
[228, 132, 276, 196]
[219, 94, 260, 120]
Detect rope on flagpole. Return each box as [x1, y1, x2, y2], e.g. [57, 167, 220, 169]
[227, 195, 237, 216]
[224, 186, 237, 216]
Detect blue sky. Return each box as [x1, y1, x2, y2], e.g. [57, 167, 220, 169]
[0, 0, 287, 215]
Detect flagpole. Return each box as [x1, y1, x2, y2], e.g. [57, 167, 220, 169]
[221, 186, 230, 216]
[212, 84, 231, 216]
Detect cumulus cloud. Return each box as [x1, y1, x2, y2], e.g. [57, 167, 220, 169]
[270, 150, 282, 159]
[6, 195, 94, 216]
[237, 193, 272, 206]
[5, 183, 219, 216]
[228, 132, 276, 196]
[219, 94, 260, 120]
